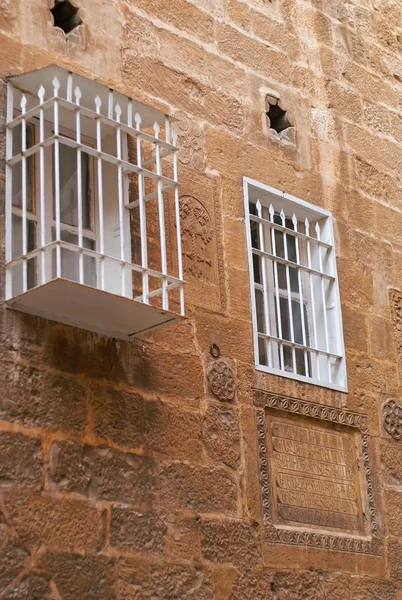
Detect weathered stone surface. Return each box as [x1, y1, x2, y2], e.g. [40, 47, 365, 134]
[145, 399, 203, 461]
[49, 440, 155, 506]
[125, 343, 204, 403]
[0, 431, 43, 489]
[324, 575, 352, 600]
[124, 0, 214, 43]
[90, 384, 146, 448]
[4, 493, 103, 551]
[0, 363, 87, 433]
[111, 506, 167, 555]
[201, 519, 260, 567]
[3, 574, 55, 600]
[90, 385, 202, 458]
[0, 540, 28, 594]
[229, 567, 274, 599]
[159, 462, 237, 514]
[271, 571, 326, 600]
[352, 578, 397, 600]
[167, 515, 201, 561]
[385, 489, 402, 536]
[380, 439, 402, 485]
[202, 404, 240, 469]
[40, 552, 116, 600]
[117, 559, 215, 599]
[0, 511, 7, 546]
[388, 541, 402, 581]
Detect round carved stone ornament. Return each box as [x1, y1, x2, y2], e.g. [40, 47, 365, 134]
[383, 399, 402, 440]
[207, 359, 236, 401]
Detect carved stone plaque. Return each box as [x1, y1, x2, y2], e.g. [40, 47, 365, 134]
[267, 414, 364, 535]
[254, 391, 381, 555]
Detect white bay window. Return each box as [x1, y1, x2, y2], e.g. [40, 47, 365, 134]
[244, 178, 347, 391]
[5, 65, 184, 339]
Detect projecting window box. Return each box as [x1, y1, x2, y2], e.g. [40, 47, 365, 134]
[5, 65, 185, 340]
[244, 177, 347, 392]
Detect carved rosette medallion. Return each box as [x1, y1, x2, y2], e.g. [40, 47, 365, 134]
[254, 390, 381, 556]
[207, 359, 236, 401]
[383, 399, 402, 440]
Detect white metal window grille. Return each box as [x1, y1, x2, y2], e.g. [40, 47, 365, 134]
[5, 65, 184, 340]
[244, 177, 347, 391]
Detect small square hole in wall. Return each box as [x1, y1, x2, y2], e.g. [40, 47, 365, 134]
[50, 0, 82, 35]
[266, 95, 293, 136]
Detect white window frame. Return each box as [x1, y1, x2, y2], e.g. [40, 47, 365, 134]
[11, 115, 104, 292]
[243, 177, 347, 392]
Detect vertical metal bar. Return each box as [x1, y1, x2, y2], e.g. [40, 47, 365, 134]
[127, 99, 133, 129]
[53, 77, 61, 279]
[116, 104, 126, 297]
[21, 95, 28, 293]
[75, 86, 84, 284]
[305, 218, 320, 380]
[280, 209, 296, 373]
[135, 112, 149, 304]
[292, 214, 309, 377]
[172, 129, 184, 315]
[165, 115, 170, 144]
[268, 205, 284, 371]
[154, 122, 168, 310]
[67, 72, 73, 102]
[5, 82, 14, 300]
[256, 200, 273, 368]
[95, 96, 105, 290]
[108, 89, 114, 120]
[315, 222, 331, 383]
[38, 86, 46, 284]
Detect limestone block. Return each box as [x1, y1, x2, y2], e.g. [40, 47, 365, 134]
[49, 440, 156, 506]
[117, 559, 215, 599]
[384, 489, 402, 537]
[388, 541, 402, 581]
[90, 383, 203, 457]
[2, 574, 55, 600]
[90, 384, 147, 448]
[271, 571, 326, 600]
[0, 541, 29, 595]
[228, 567, 274, 600]
[352, 578, 397, 600]
[201, 519, 261, 567]
[4, 492, 104, 552]
[159, 462, 237, 514]
[202, 403, 241, 468]
[0, 431, 43, 490]
[110, 506, 167, 555]
[0, 363, 87, 433]
[40, 552, 115, 600]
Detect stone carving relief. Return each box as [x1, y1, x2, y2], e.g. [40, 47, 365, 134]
[389, 289, 402, 377]
[207, 358, 236, 401]
[180, 195, 213, 281]
[168, 170, 226, 313]
[175, 111, 205, 172]
[383, 399, 402, 440]
[254, 390, 381, 556]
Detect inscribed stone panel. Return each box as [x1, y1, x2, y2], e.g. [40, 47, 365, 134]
[266, 413, 364, 535]
[254, 391, 381, 555]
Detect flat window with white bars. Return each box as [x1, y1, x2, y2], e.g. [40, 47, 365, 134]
[5, 66, 185, 340]
[244, 178, 347, 391]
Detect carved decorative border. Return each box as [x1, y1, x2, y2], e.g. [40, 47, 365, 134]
[254, 390, 381, 555]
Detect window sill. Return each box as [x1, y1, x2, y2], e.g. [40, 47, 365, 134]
[254, 362, 348, 394]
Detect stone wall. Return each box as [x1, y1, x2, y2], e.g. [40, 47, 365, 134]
[1, 0, 402, 597]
